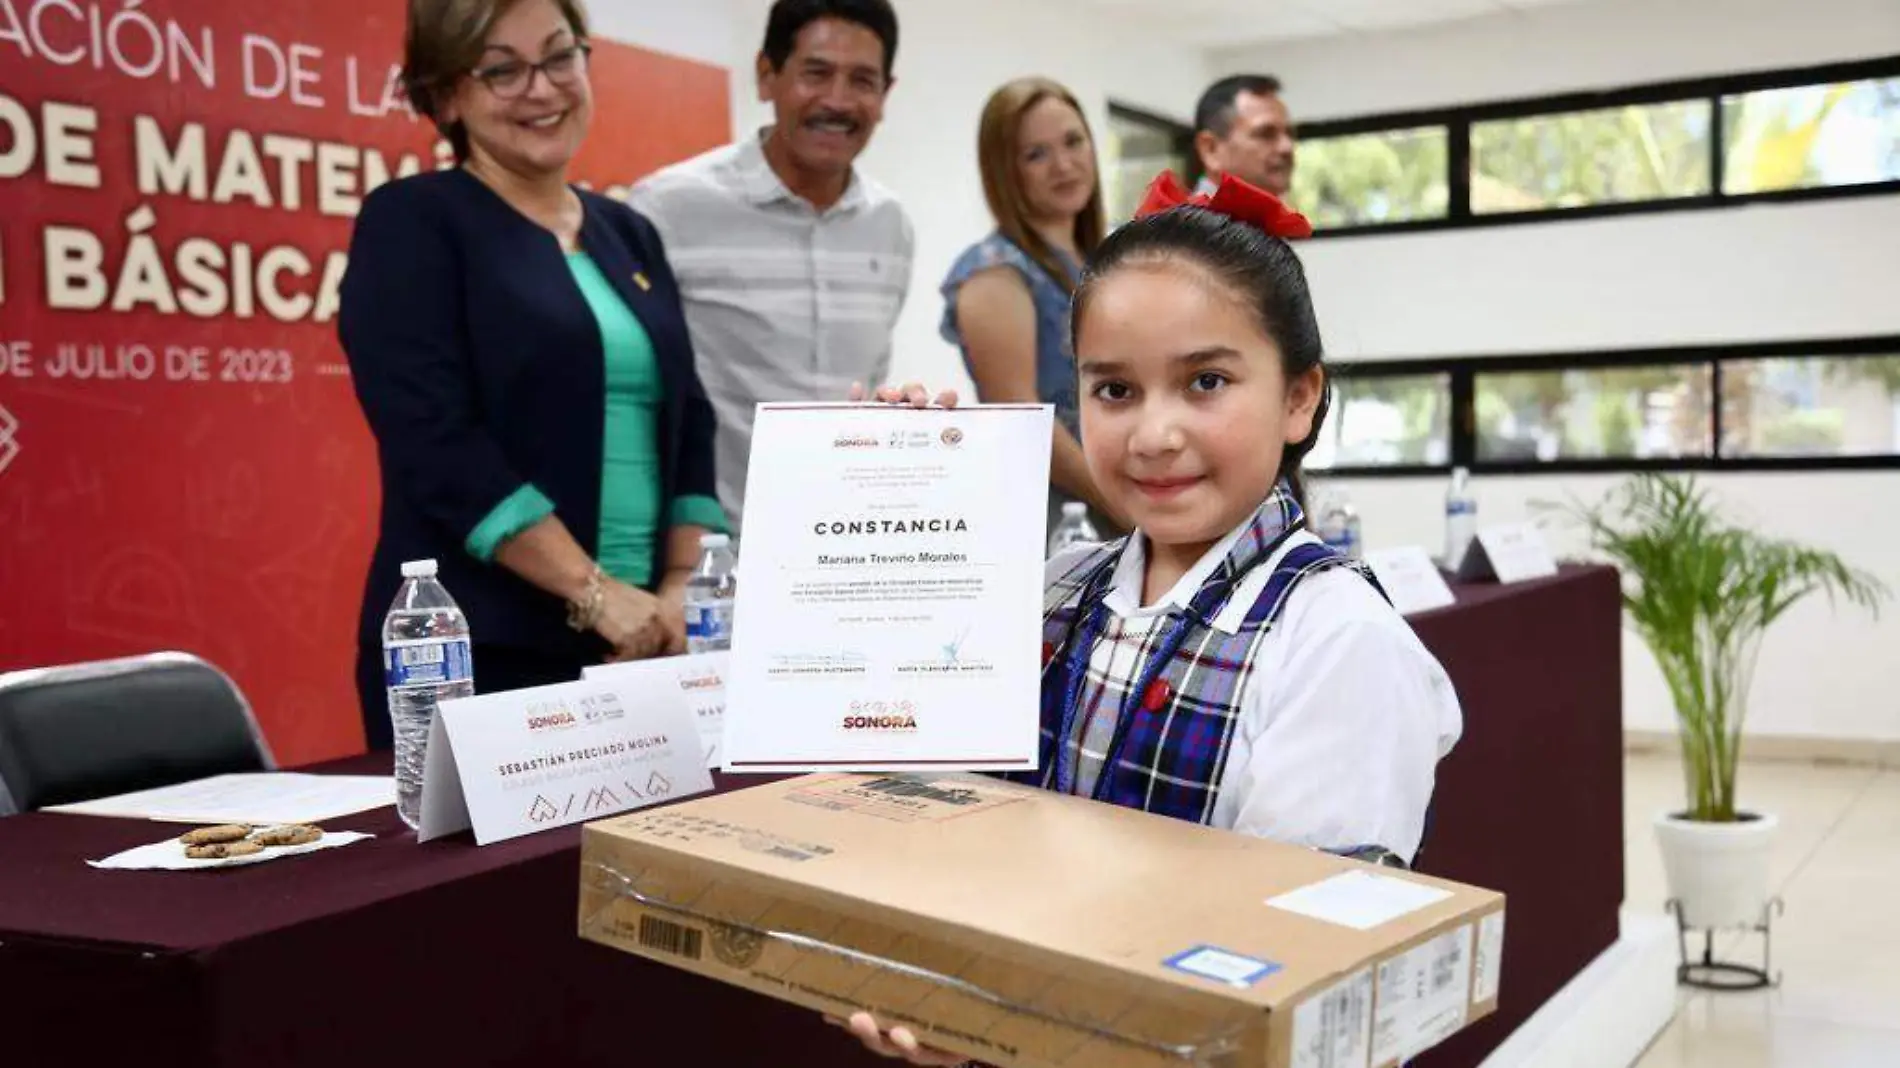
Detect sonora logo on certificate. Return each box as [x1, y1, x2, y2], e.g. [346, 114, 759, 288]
[843, 698, 920, 732]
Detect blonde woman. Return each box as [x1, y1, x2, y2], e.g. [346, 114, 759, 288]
[941, 77, 1123, 537]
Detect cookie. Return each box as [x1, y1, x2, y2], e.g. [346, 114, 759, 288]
[179, 824, 252, 846]
[185, 840, 263, 860]
[252, 824, 324, 847]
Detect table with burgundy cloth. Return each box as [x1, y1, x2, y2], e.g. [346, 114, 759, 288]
[0, 565, 1622, 1068]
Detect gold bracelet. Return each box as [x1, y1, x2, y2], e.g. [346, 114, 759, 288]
[566, 566, 607, 632]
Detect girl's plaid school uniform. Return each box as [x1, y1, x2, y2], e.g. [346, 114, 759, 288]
[1004, 483, 1410, 867]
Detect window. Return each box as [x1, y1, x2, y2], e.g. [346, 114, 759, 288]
[1290, 127, 1450, 228]
[1105, 104, 1193, 225]
[1308, 371, 1452, 470]
[1722, 77, 1900, 194]
[1289, 57, 1900, 236]
[1319, 339, 1900, 476]
[1471, 101, 1711, 213]
[1474, 365, 1712, 461]
[1721, 355, 1900, 458]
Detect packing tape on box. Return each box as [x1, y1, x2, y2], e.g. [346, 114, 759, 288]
[584, 860, 1247, 1066]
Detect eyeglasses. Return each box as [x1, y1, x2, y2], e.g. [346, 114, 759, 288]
[472, 42, 592, 99]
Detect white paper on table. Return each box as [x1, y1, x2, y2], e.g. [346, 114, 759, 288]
[722, 403, 1053, 773]
[88, 831, 375, 871]
[1266, 870, 1454, 930]
[46, 773, 395, 824]
[582, 652, 728, 769]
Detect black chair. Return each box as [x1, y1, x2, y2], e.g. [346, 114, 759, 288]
[0, 652, 273, 812]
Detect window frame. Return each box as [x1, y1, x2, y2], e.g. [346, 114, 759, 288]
[1104, 102, 1198, 220]
[1319, 335, 1900, 478]
[1293, 55, 1900, 239]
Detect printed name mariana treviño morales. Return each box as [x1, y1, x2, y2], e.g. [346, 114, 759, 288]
[815, 551, 970, 566]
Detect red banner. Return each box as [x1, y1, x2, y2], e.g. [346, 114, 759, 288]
[0, 0, 731, 764]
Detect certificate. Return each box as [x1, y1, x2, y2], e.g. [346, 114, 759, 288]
[723, 403, 1054, 772]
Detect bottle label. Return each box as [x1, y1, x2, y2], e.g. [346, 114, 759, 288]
[384, 638, 473, 690]
[686, 599, 735, 643]
[1447, 500, 1477, 516]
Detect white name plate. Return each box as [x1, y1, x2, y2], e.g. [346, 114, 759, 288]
[1364, 546, 1458, 615]
[1455, 522, 1560, 585]
[417, 677, 712, 845]
[583, 652, 728, 769]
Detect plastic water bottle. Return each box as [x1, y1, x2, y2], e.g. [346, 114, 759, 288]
[382, 559, 473, 830]
[1316, 492, 1363, 560]
[1445, 466, 1477, 569]
[1047, 501, 1100, 556]
[684, 533, 738, 653]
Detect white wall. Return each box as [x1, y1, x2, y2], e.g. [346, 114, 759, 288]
[722, 0, 1212, 395]
[1220, 0, 1900, 742]
[588, 1, 736, 68]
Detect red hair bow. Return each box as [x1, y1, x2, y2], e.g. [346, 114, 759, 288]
[1134, 171, 1313, 240]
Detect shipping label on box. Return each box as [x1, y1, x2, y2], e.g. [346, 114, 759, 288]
[1290, 968, 1373, 1068]
[1372, 924, 1474, 1066]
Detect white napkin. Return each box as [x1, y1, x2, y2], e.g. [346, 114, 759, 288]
[88, 830, 375, 871]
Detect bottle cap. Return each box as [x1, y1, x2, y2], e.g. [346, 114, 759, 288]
[400, 558, 439, 578]
[1062, 502, 1088, 516]
[701, 533, 731, 549]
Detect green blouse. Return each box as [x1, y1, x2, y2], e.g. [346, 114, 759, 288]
[463, 252, 727, 586]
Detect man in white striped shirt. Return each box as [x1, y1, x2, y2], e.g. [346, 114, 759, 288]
[630, 0, 913, 535]
[1191, 74, 1298, 196]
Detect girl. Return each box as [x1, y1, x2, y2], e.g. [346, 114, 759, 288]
[841, 170, 1463, 1064]
[940, 78, 1122, 535]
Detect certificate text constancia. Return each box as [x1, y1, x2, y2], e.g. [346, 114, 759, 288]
[814, 517, 970, 535]
[813, 518, 972, 566]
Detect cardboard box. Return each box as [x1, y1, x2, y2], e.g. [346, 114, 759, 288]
[579, 773, 1505, 1068]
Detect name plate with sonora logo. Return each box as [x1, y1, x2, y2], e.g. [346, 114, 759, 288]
[417, 677, 713, 845]
[584, 652, 729, 769]
[723, 402, 1053, 773]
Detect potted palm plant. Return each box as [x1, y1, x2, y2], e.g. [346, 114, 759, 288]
[1563, 474, 1885, 939]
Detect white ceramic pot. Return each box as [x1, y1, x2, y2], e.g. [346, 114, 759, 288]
[1654, 810, 1779, 930]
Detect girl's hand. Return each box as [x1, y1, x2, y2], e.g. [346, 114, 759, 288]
[848, 381, 961, 409]
[826, 1012, 969, 1066]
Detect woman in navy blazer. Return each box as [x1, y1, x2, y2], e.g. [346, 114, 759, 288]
[340, 0, 723, 749]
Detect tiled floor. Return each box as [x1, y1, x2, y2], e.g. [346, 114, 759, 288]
[1623, 753, 1900, 1067]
